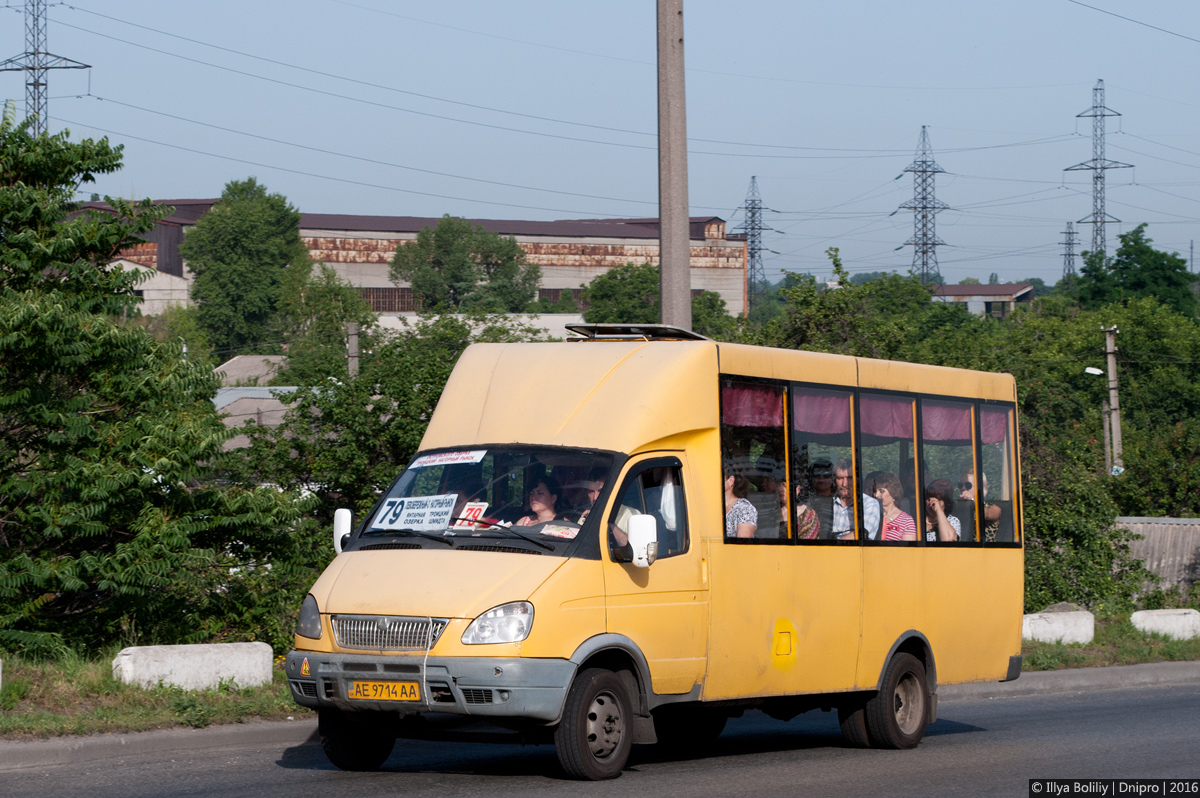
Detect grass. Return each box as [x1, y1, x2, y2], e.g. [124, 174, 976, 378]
[0, 650, 312, 740]
[1022, 616, 1200, 671]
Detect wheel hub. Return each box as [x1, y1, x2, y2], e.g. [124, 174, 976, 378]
[585, 690, 623, 758]
[893, 672, 924, 735]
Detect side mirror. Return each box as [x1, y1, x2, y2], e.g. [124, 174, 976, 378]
[627, 514, 658, 568]
[333, 508, 352, 554]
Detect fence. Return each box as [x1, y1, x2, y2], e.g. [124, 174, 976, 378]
[1119, 516, 1200, 590]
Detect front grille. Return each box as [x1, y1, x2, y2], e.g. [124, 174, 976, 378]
[357, 542, 421, 551]
[462, 688, 493, 705]
[291, 680, 317, 698]
[331, 615, 448, 651]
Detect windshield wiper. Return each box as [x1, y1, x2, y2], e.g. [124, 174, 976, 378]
[478, 525, 557, 552]
[361, 528, 454, 546]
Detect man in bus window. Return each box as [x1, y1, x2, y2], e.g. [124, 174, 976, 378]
[833, 459, 881, 540]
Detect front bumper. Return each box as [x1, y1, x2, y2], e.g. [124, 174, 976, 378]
[285, 651, 576, 722]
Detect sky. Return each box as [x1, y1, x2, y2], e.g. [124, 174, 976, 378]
[4, 0, 1200, 285]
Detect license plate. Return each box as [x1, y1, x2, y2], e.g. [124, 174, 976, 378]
[347, 680, 420, 701]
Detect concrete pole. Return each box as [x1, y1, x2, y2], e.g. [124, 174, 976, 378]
[1101, 398, 1112, 475]
[657, 0, 691, 330]
[1104, 326, 1123, 473]
[347, 321, 359, 379]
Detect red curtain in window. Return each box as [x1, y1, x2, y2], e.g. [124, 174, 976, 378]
[860, 394, 913, 439]
[792, 388, 851, 434]
[921, 401, 972, 442]
[981, 405, 1010, 445]
[722, 382, 783, 427]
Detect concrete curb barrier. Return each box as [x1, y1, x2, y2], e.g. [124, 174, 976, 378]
[1, 661, 1197, 772]
[112, 642, 273, 691]
[1022, 610, 1095, 644]
[1131, 609, 1200, 640]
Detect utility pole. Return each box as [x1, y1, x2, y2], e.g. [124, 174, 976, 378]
[736, 176, 769, 317]
[899, 126, 948, 284]
[1064, 79, 1131, 259]
[1101, 398, 1112, 476]
[0, 0, 89, 135]
[347, 321, 359, 379]
[657, 0, 691, 330]
[1104, 326, 1123, 475]
[1061, 221, 1078, 278]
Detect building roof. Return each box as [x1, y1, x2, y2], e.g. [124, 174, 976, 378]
[215, 355, 286, 387]
[212, 386, 298, 411]
[935, 283, 1033, 299]
[81, 200, 726, 241]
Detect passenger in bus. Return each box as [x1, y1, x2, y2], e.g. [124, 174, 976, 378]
[960, 470, 1003, 542]
[574, 468, 608, 525]
[832, 459, 881, 540]
[790, 479, 820, 539]
[724, 473, 757, 538]
[874, 473, 917, 541]
[924, 479, 961, 542]
[516, 477, 569, 526]
[807, 459, 836, 539]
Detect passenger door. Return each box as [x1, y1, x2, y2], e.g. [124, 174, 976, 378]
[601, 456, 708, 696]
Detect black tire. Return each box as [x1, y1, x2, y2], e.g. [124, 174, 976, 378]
[653, 704, 727, 753]
[837, 696, 871, 748]
[319, 708, 396, 771]
[554, 668, 633, 780]
[864, 652, 929, 749]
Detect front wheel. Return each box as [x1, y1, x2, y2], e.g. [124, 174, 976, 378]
[319, 708, 396, 771]
[864, 652, 929, 749]
[554, 668, 633, 780]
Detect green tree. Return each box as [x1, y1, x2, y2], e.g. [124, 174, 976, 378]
[180, 178, 310, 356]
[958, 277, 981, 285]
[778, 248, 948, 359]
[582, 262, 660, 324]
[1021, 277, 1051, 298]
[849, 270, 893, 285]
[389, 215, 540, 313]
[0, 111, 309, 652]
[1077, 224, 1196, 316]
[580, 262, 738, 337]
[274, 261, 377, 385]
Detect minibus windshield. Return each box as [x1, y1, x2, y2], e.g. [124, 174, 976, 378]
[360, 447, 616, 554]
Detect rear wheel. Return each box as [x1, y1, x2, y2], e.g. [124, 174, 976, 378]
[554, 668, 633, 780]
[864, 653, 929, 749]
[837, 696, 871, 748]
[319, 708, 396, 771]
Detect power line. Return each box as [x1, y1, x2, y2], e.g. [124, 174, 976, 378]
[78, 94, 658, 208]
[1065, 1, 1200, 47]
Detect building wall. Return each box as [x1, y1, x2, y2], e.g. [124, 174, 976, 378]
[303, 230, 748, 314]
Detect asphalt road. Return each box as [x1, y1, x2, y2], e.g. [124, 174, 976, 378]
[5, 683, 1198, 798]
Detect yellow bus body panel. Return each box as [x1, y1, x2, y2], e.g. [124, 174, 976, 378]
[302, 338, 1024, 704]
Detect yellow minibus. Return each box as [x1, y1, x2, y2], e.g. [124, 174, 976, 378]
[286, 324, 1023, 780]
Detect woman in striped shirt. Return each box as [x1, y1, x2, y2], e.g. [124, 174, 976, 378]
[874, 472, 917, 541]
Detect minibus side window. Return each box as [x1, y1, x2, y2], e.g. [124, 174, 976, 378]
[860, 393, 920, 543]
[608, 462, 689, 562]
[790, 385, 860, 542]
[978, 405, 1018, 544]
[919, 398, 977, 543]
[721, 379, 786, 541]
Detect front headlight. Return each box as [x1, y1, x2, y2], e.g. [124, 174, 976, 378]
[461, 601, 534, 645]
[296, 594, 323, 640]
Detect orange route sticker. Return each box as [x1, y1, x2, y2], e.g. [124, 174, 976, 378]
[300, 657, 310, 677]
